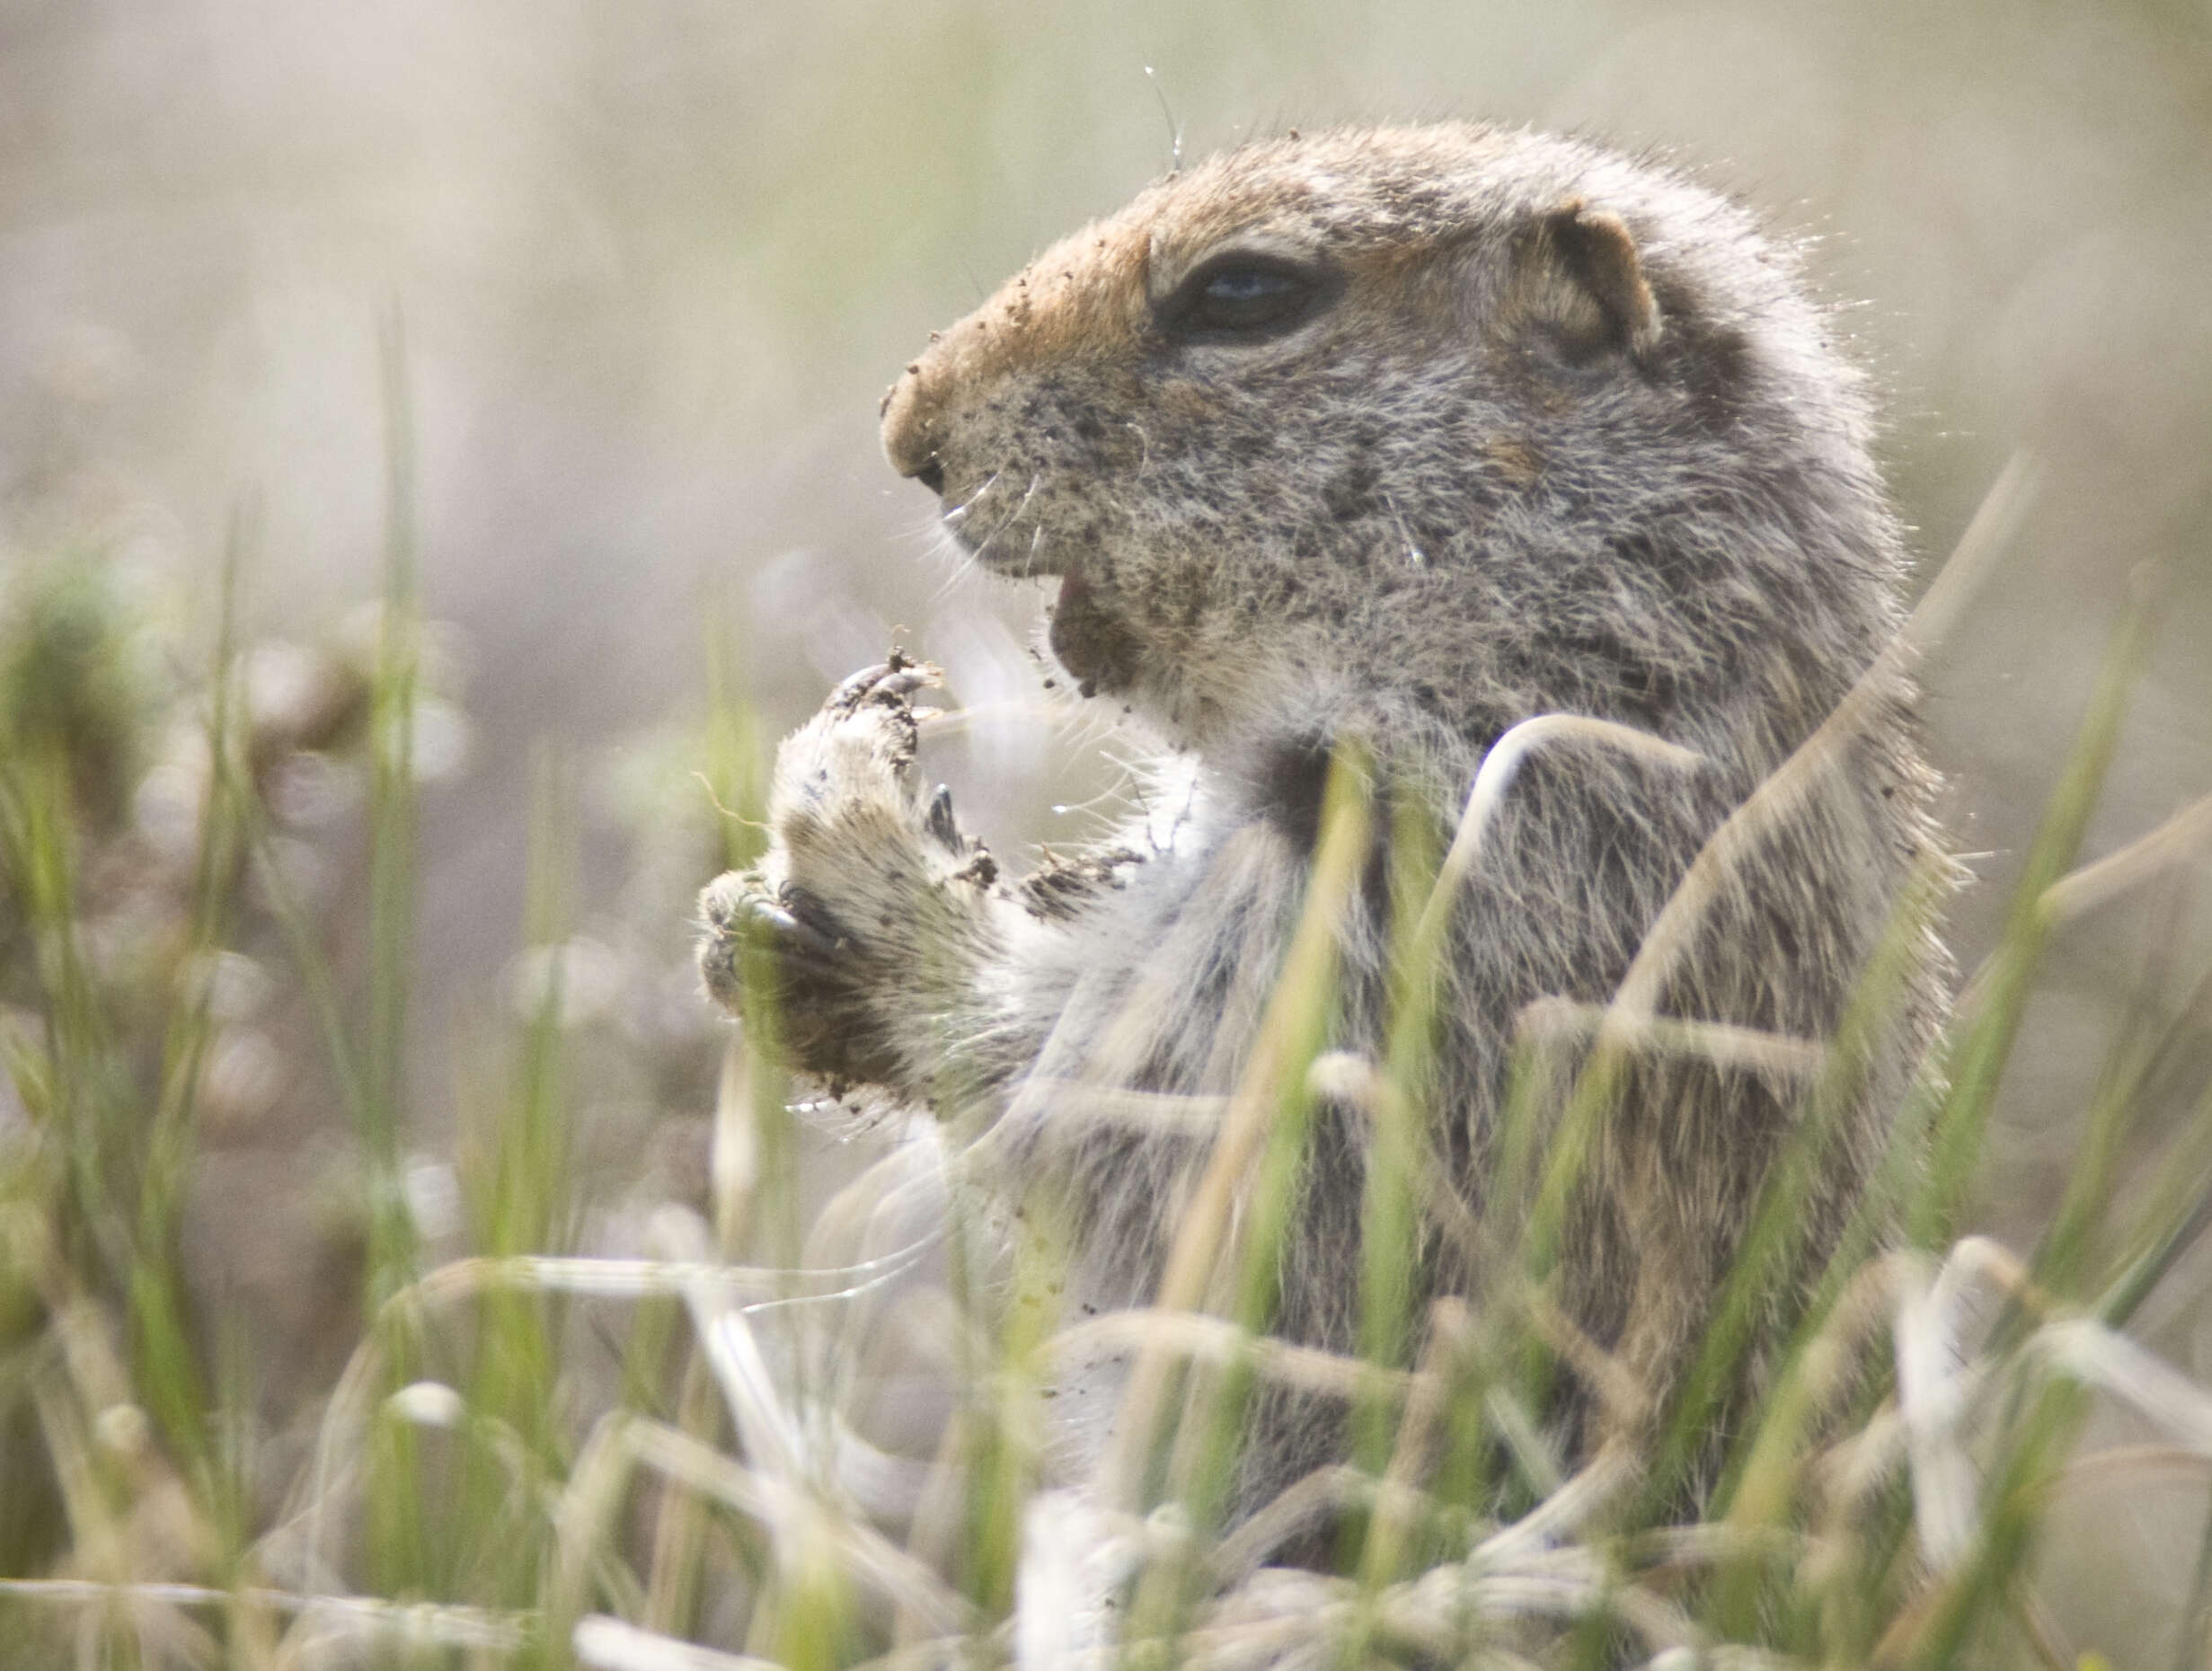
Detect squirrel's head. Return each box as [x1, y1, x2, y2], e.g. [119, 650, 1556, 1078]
[881, 124, 1902, 762]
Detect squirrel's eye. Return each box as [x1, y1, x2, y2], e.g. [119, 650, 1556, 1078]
[1197, 269, 1305, 328]
[1164, 258, 1329, 339]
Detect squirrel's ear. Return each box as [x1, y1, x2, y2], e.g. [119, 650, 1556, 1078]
[1518, 199, 1660, 359]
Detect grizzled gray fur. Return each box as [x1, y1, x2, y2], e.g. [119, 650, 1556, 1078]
[698, 123, 1950, 1518]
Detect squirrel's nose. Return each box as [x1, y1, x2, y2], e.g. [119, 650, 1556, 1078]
[880, 359, 943, 492]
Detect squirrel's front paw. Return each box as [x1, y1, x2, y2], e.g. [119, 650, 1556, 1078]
[771, 650, 994, 880]
[695, 872, 837, 1012]
[696, 871, 906, 1087]
[695, 649, 1000, 1097]
[776, 652, 940, 833]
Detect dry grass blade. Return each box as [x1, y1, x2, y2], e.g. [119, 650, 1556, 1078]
[547, 1412, 645, 1658]
[2038, 787, 2212, 926]
[1418, 712, 1704, 948]
[1726, 1249, 1912, 1533]
[1516, 996, 1827, 1083]
[1471, 1445, 1640, 1570]
[1629, 1523, 1809, 1571]
[1047, 1309, 1414, 1403]
[397, 1248, 937, 1308]
[1309, 1049, 1492, 1275]
[275, 1238, 932, 1588]
[1817, 1238, 2038, 1526]
[1100, 766, 1373, 1508]
[1605, 451, 2033, 1035]
[1392, 1545, 1700, 1656]
[1891, 1254, 1980, 1570]
[998, 1080, 1234, 1138]
[1205, 1468, 1374, 1584]
[2035, 1319, 2212, 1451]
[573, 1614, 784, 1669]
[624, 1419, 977, 1637]
[2053, 1444, 2212, 1491]
[1014, 1489, 1142, 1671]
[672, 1261, 809, 1484]
[0, 1583, 532, 1657]
[1357, 1297, 1473, 1583]
[270, 1594, 531, 1662]
[1517, 1290, 1650, 1438]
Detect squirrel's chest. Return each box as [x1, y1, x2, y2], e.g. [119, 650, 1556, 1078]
[1028, 818, 1326, 1091]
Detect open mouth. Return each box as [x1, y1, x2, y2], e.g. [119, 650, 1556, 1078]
[1046, 565, 1143, 699]
[933, 476, 1136, 697]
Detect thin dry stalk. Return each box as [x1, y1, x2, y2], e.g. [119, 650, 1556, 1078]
[1100, 778, 1374, 1508]
[573, 1613, 783, 1670]
[1206, 1467, 1374, 1584]
[1603, 451, 2033, 1039]
[280, 1236, 937, 1578]
[2053, 1443, 2212, 1491]
[624, 1418, 976, 1638]
[1728, 1251, 1910, 1533]
[891, 1406, 977, 1645]
[1892, 1251, 1983, 1570]
[1470, 1445, 1641, 1572]
[1815, 1235, 2044, 1530]
[1358, 1298, 1475, 1581]
[2035, 1319, 2212, 1451]
[1516, 997, 1827, 1084]
[0, 1583, 532, 1658]
[1418, 712, 1705, 950]
[2039, 788, 2212, 927]
[1518, 1289, 1651, 1440]
[1048, 1308, 1413, 1407]
[1392, 1543, 1698, 1657]
[1308, 1049, 1491, 1272]
[1005, 1081, 1235, 1139]
[546, 1411, 645, 1658]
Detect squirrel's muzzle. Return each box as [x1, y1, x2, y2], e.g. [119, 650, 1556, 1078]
[881, 218, 1152, 500]
[880, 359, 942, 491]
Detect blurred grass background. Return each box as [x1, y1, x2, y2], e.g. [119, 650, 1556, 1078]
[1, 0, 2210, 1663]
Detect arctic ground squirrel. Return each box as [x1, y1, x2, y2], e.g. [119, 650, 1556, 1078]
[699, 122, 1950, 1520]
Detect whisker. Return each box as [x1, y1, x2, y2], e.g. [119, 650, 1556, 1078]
[925, 535, 982, 606]
[942, 469, 1001, 526]
[969, 471, 1041, 565]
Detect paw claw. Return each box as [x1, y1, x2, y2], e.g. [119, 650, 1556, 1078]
[757, 884, 856, 964]
[741, 895, 838, 959]
[828, 661, 897, 711]
[827, 652, 942, 716]
[700, 875, 850, 986]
